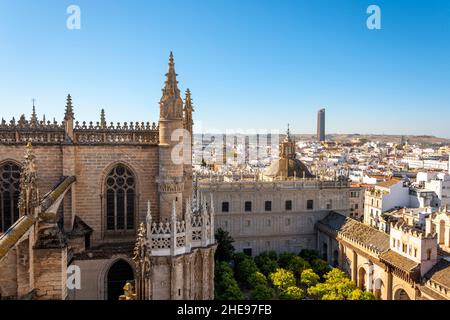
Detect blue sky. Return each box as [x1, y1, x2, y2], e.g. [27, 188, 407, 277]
[0, 0, 449, 137]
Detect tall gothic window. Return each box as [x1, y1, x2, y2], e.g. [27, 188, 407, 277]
[0, 162, 21, 233]
[105, 165, 135, 231]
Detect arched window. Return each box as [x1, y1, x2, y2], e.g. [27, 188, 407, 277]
[0, 162, 21, 233]
[105, 165, 135, 231]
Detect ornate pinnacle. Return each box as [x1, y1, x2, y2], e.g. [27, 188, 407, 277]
[18, 142, 39, 216]
[133, 222, 151, 278]
[162, 51, 180, 98]
[100, 109, 106, 128]
[30, 102, 38, 125]
[159, 51, 183, 119]
[146, 200, 152, 239]
[184, 88, 194, 111]
[64, 94, 74, 121]
[171, 199, 177, 222]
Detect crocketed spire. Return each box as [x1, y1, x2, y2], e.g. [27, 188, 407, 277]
[30, 101, 38, 125]
[159, 51, 183, 120]
[64, 94, 74, 121]
[183, 88, 194, 134]
[100, 109, 106, 128]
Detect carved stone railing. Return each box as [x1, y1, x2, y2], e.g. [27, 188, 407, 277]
[73, 121, 159, 145]
[0, 120, 159, 145]
[199, 178, 350, 191]
[0, 119, 65, 144]
[148, 213, 214, 256]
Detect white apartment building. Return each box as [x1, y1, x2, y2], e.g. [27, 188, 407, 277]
[364, 178, 410, 230]
[417, 172, 450, 208]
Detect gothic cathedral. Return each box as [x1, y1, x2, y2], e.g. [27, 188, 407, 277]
[0, 53, 216, 300]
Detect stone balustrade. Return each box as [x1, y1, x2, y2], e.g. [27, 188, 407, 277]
[0, 118, 159, 145]
[148, 212, 214, 257]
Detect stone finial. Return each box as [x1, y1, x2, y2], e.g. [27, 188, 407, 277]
[184, 88, 194, 112]
[18, 114, 26, 126]
[64, 94, 74, 121]
[146, 200, 152, 239]
[171, 199, 177, 222]
[18, 142, 39, 216]
[183, 88, 194, 138]
[100, 109, 106, 128]
[64, 94, 75, 141]
[30, 102, 38, 125]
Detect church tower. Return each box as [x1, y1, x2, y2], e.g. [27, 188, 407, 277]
[130, 52, 216, 300]
[157, 52, 187, 220]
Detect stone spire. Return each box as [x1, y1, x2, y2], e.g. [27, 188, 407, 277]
[183, 89, 194, 153]
[30, 100, 38, 125]
[64, 94, 75, 141]
[183, 88, 194, 143]
[159, 51, 183, 120]
[100, 109, 106, 129]
[18, 142, 39, 216]
[64, 94, 74, 121]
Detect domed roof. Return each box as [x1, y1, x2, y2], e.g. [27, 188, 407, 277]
[265, 158, 314, 179]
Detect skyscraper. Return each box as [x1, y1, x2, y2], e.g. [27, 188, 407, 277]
[317, 108, 325, 142]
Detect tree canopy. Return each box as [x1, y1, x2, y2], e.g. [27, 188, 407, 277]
[214, 228, 235, 262]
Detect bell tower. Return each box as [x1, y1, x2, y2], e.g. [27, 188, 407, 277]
[157, 52, 186, 220]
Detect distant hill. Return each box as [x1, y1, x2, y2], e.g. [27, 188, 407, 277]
[194, 133, 450, 147]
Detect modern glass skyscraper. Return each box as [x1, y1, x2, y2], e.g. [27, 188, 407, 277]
[317, 108, 325, 142]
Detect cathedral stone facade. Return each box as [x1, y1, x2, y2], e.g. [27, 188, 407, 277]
[0, 52, 216, 300]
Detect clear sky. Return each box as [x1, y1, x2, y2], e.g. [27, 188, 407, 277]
[0, 0, 449, 137]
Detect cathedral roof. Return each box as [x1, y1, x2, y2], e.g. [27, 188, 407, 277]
[265, 158, 314, 179]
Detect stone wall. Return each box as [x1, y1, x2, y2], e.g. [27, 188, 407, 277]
[70, 145, 159, 244]
[203, 183, 352, 256]
[34, 247, 67, 300]
[0, 249, 18, 298]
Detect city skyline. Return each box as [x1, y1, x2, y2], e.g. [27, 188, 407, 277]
[1, 0, 450, 137]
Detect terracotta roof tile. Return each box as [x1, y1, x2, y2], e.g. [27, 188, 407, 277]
[424, 258, 450, 288]
[380, 249, 419, 272]
[317, 211, 389, 252]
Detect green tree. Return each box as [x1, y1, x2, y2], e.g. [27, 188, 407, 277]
[215, 262, 244, 300]
[233, 252, 249, 266]
[299, 249, 320, 262]
[278, 252, 296, 269]
[307, 268, 373, 300]
[235, 257, 259, 286]
[310, 258, 332, 278]
[349, 289, 376, 300]
[280, 286, 304, 300]
[287, 256, 311, 279]
[269, 268, 296, 291]
[215, 228, 235, 262]
[300, 269, 320, 288]
[250, 284, 275, 300]
[255, 251, 279, 276]
[248, 271, 268, 288]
